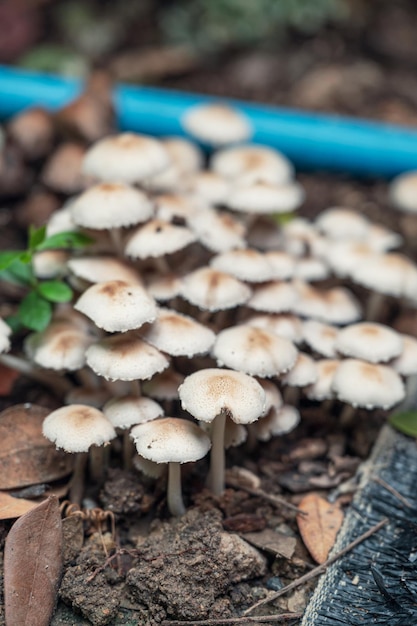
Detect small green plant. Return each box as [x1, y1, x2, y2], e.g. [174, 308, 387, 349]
[0, 226, 92, 332]
[389, 410, 417, 438]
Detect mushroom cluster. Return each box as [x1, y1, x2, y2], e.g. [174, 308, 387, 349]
[3, 102, 417, 516]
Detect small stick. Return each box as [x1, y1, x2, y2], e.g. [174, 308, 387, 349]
[161, 612, 302, 625]
[372, 476, 412, 508]
[226, 478, 306, 515]
[244, 517, 389, 615]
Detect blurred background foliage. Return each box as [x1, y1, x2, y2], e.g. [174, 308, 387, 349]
[0, 0, 353, 76]
[159, 0, 349, 53]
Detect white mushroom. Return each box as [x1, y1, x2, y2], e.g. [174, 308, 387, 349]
[131, 417, 211, 516]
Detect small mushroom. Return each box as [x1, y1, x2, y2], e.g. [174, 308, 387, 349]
[42, 404, 116, 504]
[130, 417, 211, 516]
[178, 368, 266, 495]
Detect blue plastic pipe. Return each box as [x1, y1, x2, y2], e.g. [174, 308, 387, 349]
[1, 64, 417, 178]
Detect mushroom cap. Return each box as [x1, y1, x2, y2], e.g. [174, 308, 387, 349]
[24, 322, 93, 371]
[42, 404, 116, 453]
[82, 132, 170, 183]
[305, 359, 340, 401]
[147, 273, 182, 302]
[140, 308, 215, 357]
[335, 322, 403, 363]
[212, 325, 298, 378]
[71, 182, 153, 230]
[294, 257, 330, 282]
[264, 251, 296, 280]
[68, 256, 142, 286]
[227, 181, 304, 214]
[211, 144, 294, 185]
[33, 250, 69, 280]
[350, 252, 417, 299]
[125, 219, 196, 259]
[142, 368, 184, 401]
[180, 267, 252, 311]
[0, 317, 11, 354]
[302, 320, 339, 358]
[254, 404, 300, 441]
[131, 417, 211, 464]
[185, 171, 231, 206]
[86, 333, 169, 381]
[154, 193, 200, 224]
[178, 368, 266, 424]
[391, 334, 417, 376]
[293, 281, 362, 325]
[332, 359, 405, 409]
[324, 241, 375, 278]
[257, 379, 283, 414]
[103, 395, 164, 429]
[390, 171, 417, 214]
[247, 281, 298, 314]
[188, 207, 246, 253]
[315, 207, 369, 240]
[74, 280, 157, 333]
[210, 249, 275, 283]
[281, 352, 317, 387]
[182, 103, 252, 146]
[244, 313, 304, 344]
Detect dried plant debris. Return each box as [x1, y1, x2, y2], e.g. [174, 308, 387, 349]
[4, 496, 63, 626]
[301, 425, 417, 625]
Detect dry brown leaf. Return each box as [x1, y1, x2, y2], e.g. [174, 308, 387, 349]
[296, 493, 344, 564]
[4, 496, 63, 626]
[0, 404, 74, 489]
[243, 528, 297, 560]
[0, 364, 19, 396]
[0, 491, 43, 520]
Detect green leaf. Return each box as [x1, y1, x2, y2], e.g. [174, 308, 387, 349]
[0, 252, 24, 271]
[389, 411, 417, 437]
[18, 292, 52, 332]
[38, 281, 73, 303]
[0, 261, 34, 287]
[37, 231, 93, 251]
[271, 211, 295, 226]
[29, 225, 47, 251]
[5, 314, 23, 334]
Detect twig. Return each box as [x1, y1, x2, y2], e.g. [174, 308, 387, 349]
[226, 478, 306, 515]
[161, 612, 302, 625]
[244, 517, 389, 615]
[372, 476, 412, 508]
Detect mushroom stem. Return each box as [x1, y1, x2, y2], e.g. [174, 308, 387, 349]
[365, 291, 386, 322]
[207, 409, 227, 496]
[283, 386, 300, 406]
[109, 227, 124, 257]
[167, 461, 185, 516]
[122, 431, 135, 470]
[0, 353, 73, 396]
[89, 444, 107, 485]
[339, 403, 356, 427]
[76, 366, 101, 389]
[69, 452, 88, 506]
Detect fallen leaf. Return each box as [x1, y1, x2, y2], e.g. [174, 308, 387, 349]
[243, 528, 297, 560]
[296, 493, 344, 564]
[0, 404, 74, 489]
[4, 496, 63, 626]
[0, 364, 19, 395]
[0, 491, 43, 520]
